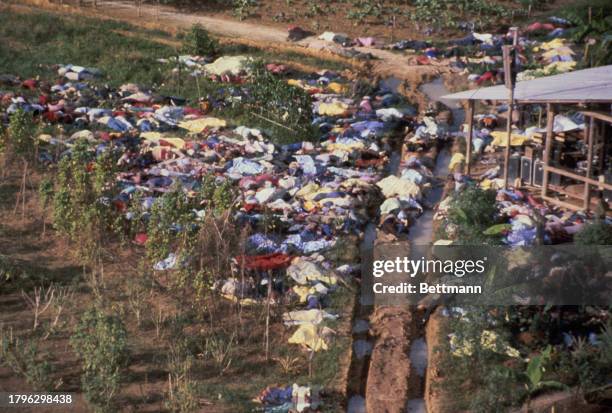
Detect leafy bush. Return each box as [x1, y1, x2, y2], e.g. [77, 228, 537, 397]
[181, 24, 219, 56]
[0, 327, 55, 391]
[233, 0, 258, 20]
[411, 0, 513, 30]
[437, 307, 526, 412]
[70, 307, 129, 413]
[574, 220, 612, 245]
[558, 0, 612, 66]
[2, 109, 37, 160]
[145, 185, 197, 262]
[244, 60, 315, 144]
[51, 141, 121, 261]
[446, 186, 499, 244]
[38, 178, 54, 209]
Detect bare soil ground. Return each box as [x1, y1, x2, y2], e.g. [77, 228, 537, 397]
[0, 162, 353, 412]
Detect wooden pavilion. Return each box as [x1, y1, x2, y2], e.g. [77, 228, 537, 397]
[442, 65, 612, 212]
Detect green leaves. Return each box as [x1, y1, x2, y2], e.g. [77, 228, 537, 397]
[483, 223, 512, 235]
[51, 140, 121, 262]
[70, 307, 129, 413]
[525, 345, 566, 394]
[180, 24, 219, 57]
[244, 60, 315, 144]
[5, 109, 38, 159]
[446, 187, 500, 244]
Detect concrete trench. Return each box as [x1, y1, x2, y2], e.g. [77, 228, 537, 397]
[347, 77, 461, 413]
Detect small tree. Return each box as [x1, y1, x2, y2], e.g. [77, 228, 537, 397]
[70, 307, 129, 413]
[4, 109, 37, 160]
[51, 141, 121, 262]
[0, 327, 55, 391]
[181, 24, 218, 56]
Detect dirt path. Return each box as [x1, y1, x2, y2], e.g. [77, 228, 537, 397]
[20, 0, 448, 83]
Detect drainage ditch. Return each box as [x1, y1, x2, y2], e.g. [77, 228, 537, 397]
[346, 76, 462, 413]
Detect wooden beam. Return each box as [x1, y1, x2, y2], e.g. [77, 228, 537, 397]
[542, 195, 583, 211]
[584, 117, 595, 210]
[580, 111, 612, 125]
[548, 184, 589, 200]
[465, 100, 475, 175]
[542, 103, 555, 198]
[544, 165, 612, 191]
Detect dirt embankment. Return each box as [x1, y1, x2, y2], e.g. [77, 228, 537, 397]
[366, 305, 416, 412]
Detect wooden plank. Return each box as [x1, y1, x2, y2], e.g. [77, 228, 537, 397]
[542, 195, 583, 211]
[548, 185, 586, 200]
[580, 111, 612, 125]
[465, 100, 474, 175]
[541, 103, 555, 198]
[544, 165, 612, 191]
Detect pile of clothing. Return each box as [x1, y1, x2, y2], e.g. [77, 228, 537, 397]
[1, 58, 440, 357]
[256, 383, 320, 413]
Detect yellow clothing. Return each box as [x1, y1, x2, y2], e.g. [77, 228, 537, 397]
[490, 131, 529, 147]
[178, 117, 227, 133]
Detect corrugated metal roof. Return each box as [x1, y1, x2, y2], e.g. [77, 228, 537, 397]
[442, 65, 612, 103]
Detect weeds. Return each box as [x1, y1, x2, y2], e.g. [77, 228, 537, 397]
[0, 326, 57, 391]
[71, 307, 129, 413]
[203, 331, 235, 375]
[52, 141, 122, 262]
[165, 340, 199, 413]
[233, 0, 259, 21]
[3, 109, 38, 160]
[21, 286, 55, 331]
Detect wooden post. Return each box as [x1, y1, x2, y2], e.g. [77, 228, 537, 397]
[264, 271, 272, 361]
[502, 29, 519, 189]
[465, 100, 475, 175]
[542, 103, 555, 198]
[502, 46, 515, 189]
[584, 116, 595, 210]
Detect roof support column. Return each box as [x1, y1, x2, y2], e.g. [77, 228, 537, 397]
[584, 116, 595, 211]
[542, 103, 556, 199]
[465, 100, 475, 175]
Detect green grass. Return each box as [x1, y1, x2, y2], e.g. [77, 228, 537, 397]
[0, 9, 349, 89]
[0, 10, 173, 87]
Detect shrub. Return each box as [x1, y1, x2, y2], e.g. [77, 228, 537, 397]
[51, 141, 121, 260]
[437, 307, 526, 412]
[446, 186, 499, 244]
[233, 0, 258, 21]
[38, 178, 54, 210]
[244, 60, 315, 144]
[0, 327, 55, 391]
[145, 184, 195, 262]
[574, 220, 612, 245]
[70, 307, 129, 413]
[181, 24, 218, 56]
[3, 109, 37, 160]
